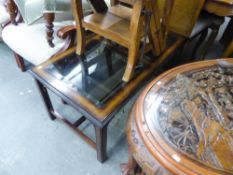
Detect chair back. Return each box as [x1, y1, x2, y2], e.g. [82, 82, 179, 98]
[144, 0, 174, 53]
[158, 0, 205, 37]
[109, 0, 175, 53]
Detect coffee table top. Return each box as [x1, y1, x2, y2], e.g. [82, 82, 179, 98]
[134, 59, 233, 174]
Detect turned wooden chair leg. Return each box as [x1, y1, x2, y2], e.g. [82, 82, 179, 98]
[192, 29, 208, 59]
[14, 53, 26, 71]
[95, 124, 108, 163]
[44, 13, 55, 48]
[6, 0, 17, 25]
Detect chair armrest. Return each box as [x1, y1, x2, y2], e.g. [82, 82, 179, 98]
[57, 25, 76, 39]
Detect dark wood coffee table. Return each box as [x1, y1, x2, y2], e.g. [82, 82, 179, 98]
[123, 59, 233, 174]
[29, 38, 183, 163]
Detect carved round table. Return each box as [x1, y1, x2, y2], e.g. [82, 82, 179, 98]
[123, 59, 233, 175]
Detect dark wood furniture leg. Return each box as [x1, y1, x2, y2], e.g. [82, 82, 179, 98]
[6, 0, 17, 25]
[35, 80, 56, 120]
[95, 125, 108, 163]
[44, 13, 55, 48]
[14, 53, 26, 71]
[35, 79, 109, 162]
[198, 16, 224, 59]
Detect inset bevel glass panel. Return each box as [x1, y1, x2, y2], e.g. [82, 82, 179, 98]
[44, 40, 126, 107]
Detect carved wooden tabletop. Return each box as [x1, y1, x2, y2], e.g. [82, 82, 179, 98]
[126, 59, 233, 175]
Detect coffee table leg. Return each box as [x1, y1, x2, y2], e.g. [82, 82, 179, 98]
[95, 125, 108, 163]
[35, 80, 56, 120]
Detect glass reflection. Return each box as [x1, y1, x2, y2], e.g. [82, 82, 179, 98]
[44, 40, 126, 107]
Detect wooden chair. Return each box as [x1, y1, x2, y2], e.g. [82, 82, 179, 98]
[71, 0, 174, 83]
[2, 0, 76, 71]
[158, 0, 224, 60]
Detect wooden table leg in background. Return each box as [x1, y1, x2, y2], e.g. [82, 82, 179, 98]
[35, 80, 56, 120]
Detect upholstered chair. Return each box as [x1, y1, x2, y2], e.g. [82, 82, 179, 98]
[2, 0, 91, 71]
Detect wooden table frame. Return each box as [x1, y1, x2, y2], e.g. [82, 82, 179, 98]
[29, 35, 184, 163]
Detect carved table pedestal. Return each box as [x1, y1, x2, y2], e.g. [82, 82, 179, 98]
[123, 59, 233, 175]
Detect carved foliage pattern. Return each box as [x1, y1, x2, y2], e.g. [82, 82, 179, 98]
[154, 65, 233, 171]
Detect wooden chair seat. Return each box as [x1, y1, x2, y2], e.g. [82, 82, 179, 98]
[83, 6, 145, 48]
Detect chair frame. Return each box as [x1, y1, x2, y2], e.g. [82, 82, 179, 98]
[71, 0, 174, 83]
[4, 0, 76, 71]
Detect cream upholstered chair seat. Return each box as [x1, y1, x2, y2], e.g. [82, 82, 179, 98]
[2, 0, 92, 70]
[2, 20, 74, 65]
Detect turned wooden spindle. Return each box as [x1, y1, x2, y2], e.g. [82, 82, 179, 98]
[44, 13, 55, 48]
[6, 0, 17, 25]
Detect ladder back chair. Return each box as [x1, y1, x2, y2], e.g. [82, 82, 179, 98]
[71, 0, 174, 83]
